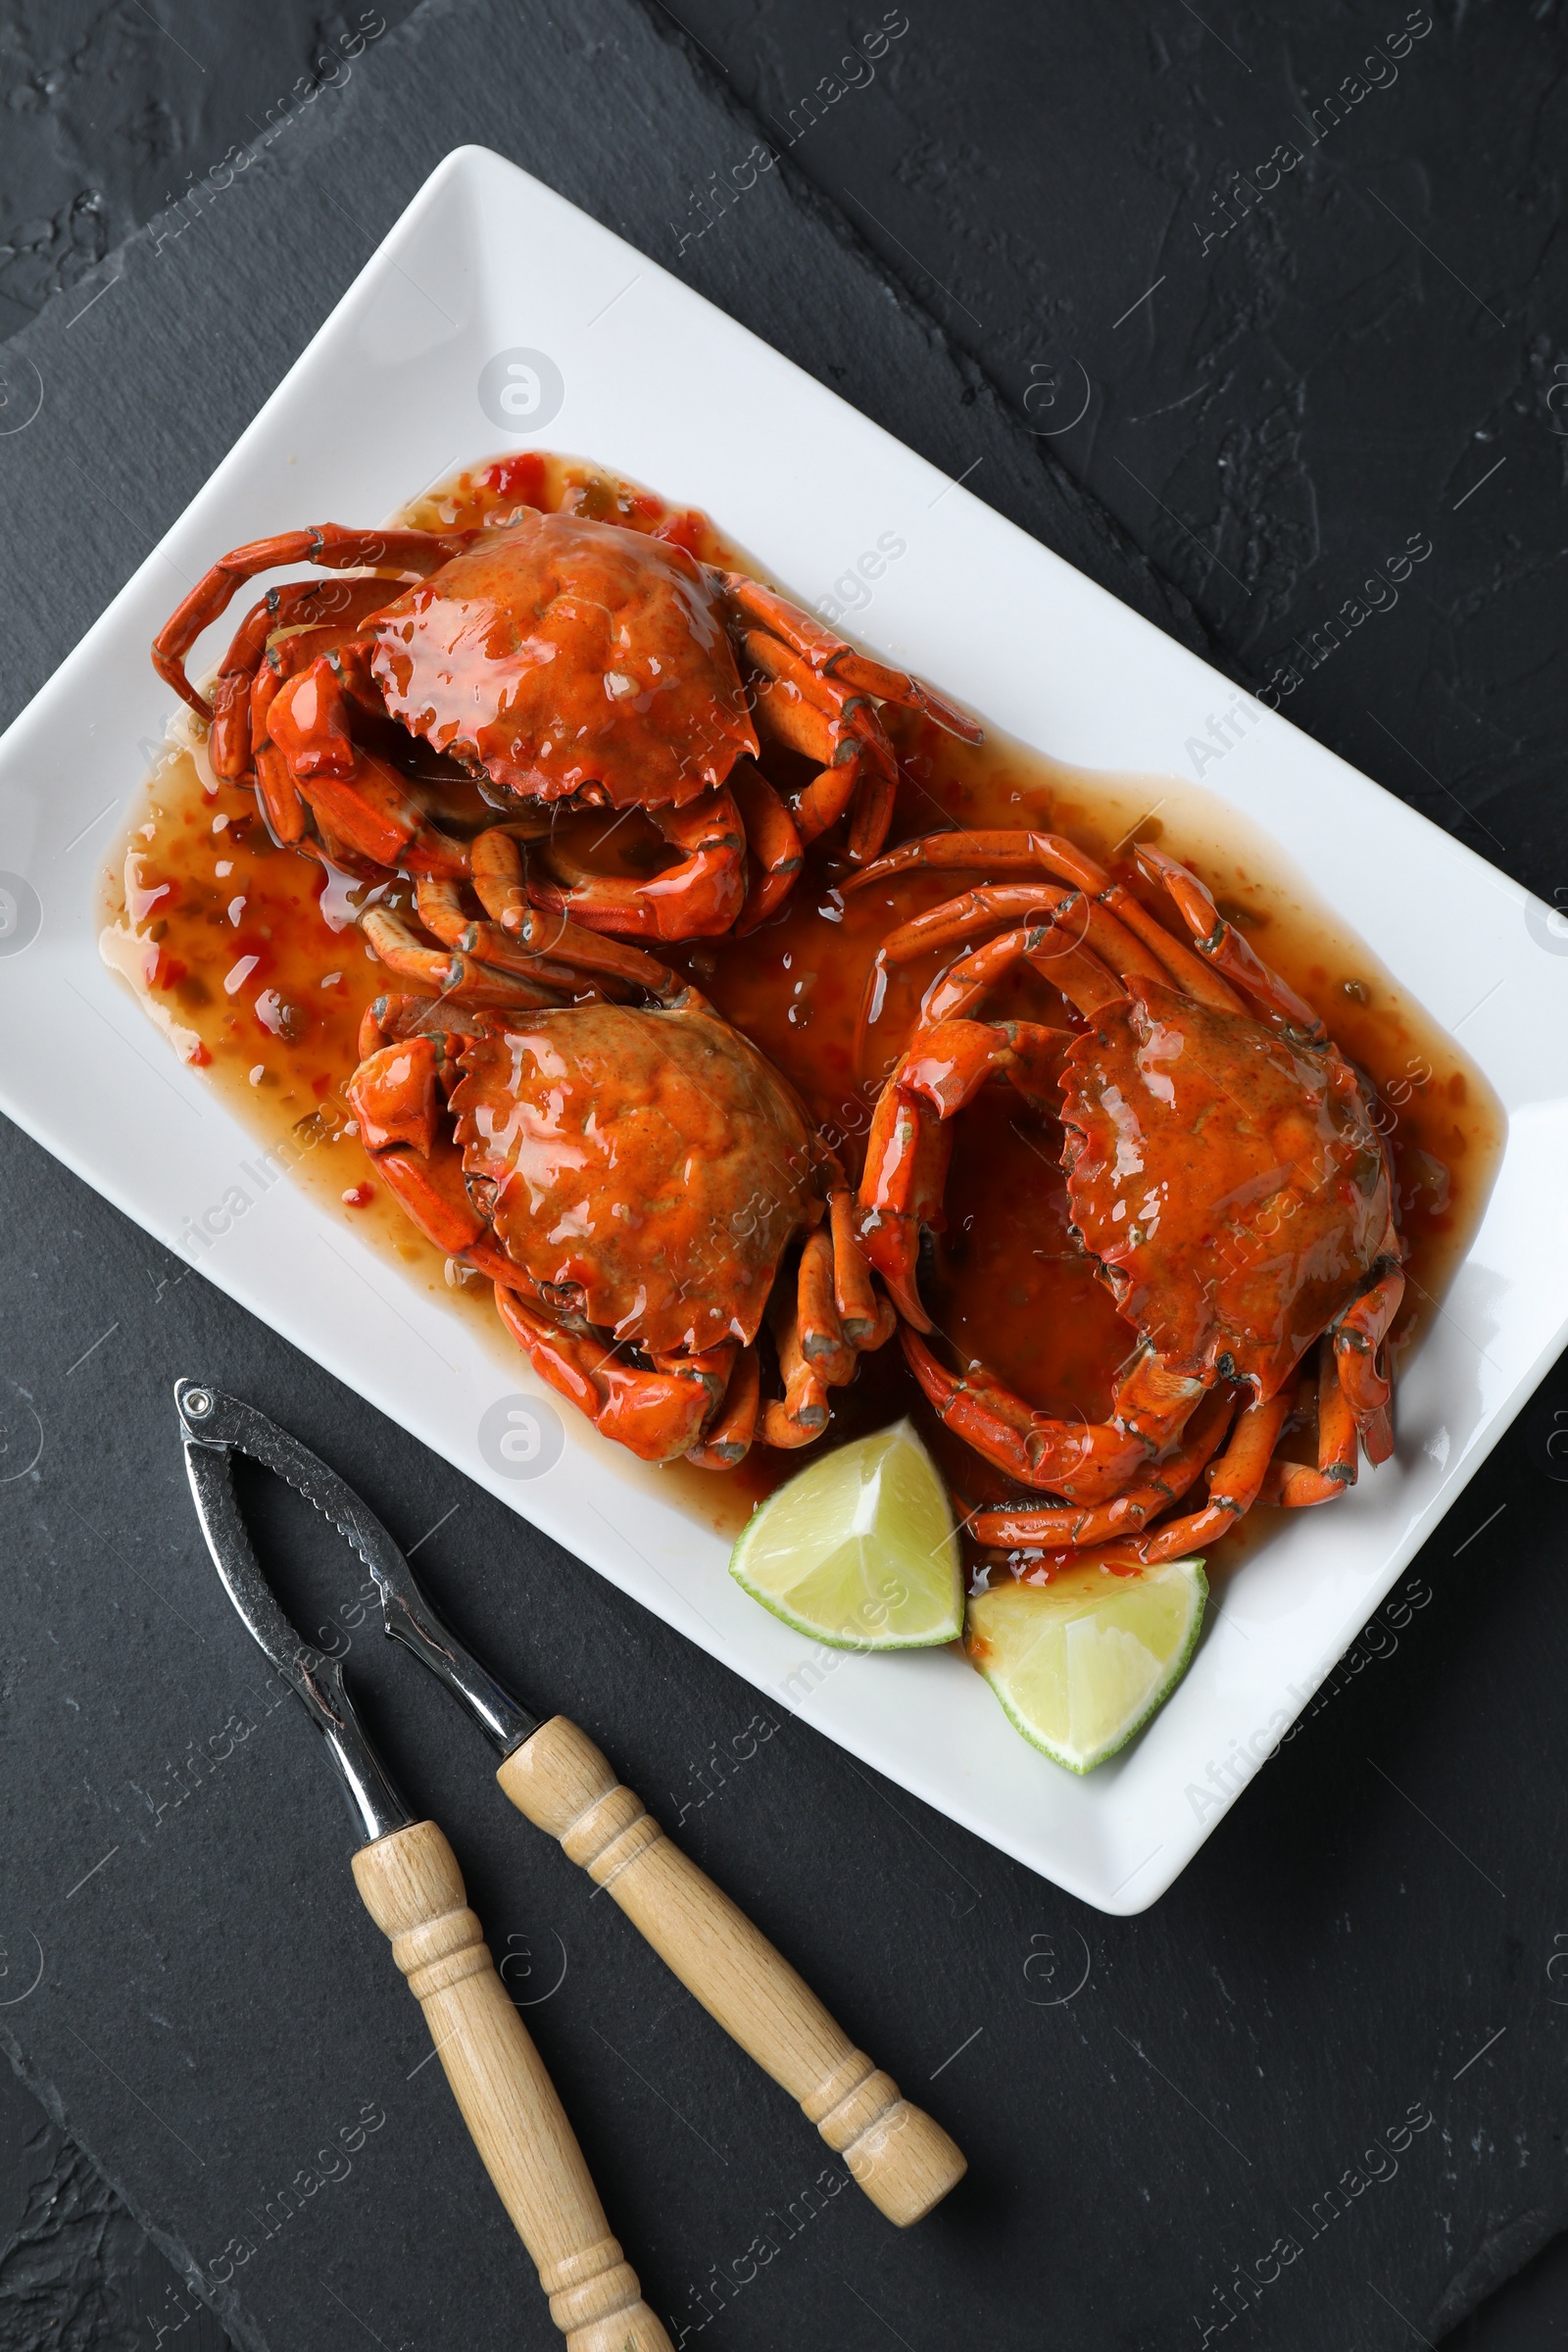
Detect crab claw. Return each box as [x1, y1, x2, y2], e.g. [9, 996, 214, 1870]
[493, 1290, 727, 1462]
[264, 660, 469, 876]
[347, 1035, 443, 1156]
[1331, 1261, 1404, 1463]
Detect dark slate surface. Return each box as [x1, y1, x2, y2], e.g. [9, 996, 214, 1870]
[0, 2, 1565, 2348]
[669, 0, 1568, 880]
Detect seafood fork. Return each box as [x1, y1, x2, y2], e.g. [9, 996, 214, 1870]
[174, 1380, 964, 2242]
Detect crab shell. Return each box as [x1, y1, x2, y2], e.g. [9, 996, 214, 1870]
[447, 1000, 817, 1356]
[366, 508, 759, 809]
[1060, 977, 1393, 1402]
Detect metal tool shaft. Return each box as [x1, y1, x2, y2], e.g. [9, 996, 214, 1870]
[174, 1380, 537, 1753]
[181, 1427, 411, 1843]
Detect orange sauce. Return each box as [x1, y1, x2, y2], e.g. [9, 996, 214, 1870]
[102, 456, 1504, 1581]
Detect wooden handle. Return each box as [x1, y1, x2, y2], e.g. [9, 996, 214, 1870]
[497, 1719, 966, 2227]
[352, 1820, 672, 2352]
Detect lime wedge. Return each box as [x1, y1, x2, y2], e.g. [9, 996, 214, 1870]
[730, 1420, 962, 1648]
[964, 1557, 1207, 1772]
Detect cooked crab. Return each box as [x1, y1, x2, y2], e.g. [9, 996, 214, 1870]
[344, 916, 893, 1466]
[850, 829, 1404, 1561]
[152, 491, 979, 941]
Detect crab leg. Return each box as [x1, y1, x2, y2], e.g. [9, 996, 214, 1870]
[742, 632, 882, 737]
[846, 830, 1247, 1014]
[1258, 1335, 1360, 1506]
[687, 1347, 761, 1470]
[301, 757, 469, 876]
[268, 654, 356, 775]
[730, 758, 804, 935]
[846, 765, 898, 865]
[902, 1016, 1074, 1119]
[918, 920, 1126, 1027]
[760, 1218, 895, 1450]
[1082, 1388, 1297, 1567]
[795, 1228, 855, 1386]
[462, 832, 684, 998]
[421, 870, 546, 950]
[468, 826, 553, 932]
[356, 996, 402, 1059]
[879, 884, 1171, 991]
[717, 572, 983, 742]
[346, 1033, 535, 1299]
[739, 626, 909, 741]
[901, 1327, 1156, 1503]
[348, 1033, 444, 1153]
[361, 909, 568, 1008]
[970, 1387, 1238, 1548]
[371, 1146, 481, 1258]
[531, 786, 747, 941]
[415, 880, 612, 1000]
[827, 1185, 881, 1342]
[416, 878, 672, 1003]
[153, 523, 477, 717]
[945, 1017, 1076, 1111]
[1331, 1260, 1403, 1464]
[849, 827, 1106, 897]
[763, 1285, 832, 1448]
[1103, 1343, 1212, 1442]
[794, 741, 883, 852]
[212, 597, 303, 778]
[1136, 845, 1327, 1041]
[730, 579, 973, 864]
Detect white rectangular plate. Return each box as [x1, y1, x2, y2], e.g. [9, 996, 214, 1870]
[3, 145, 1563, 1913]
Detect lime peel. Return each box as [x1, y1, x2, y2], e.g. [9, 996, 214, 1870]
[965, 1556, 1207, 1772]
[729, 1419, 962, 1649]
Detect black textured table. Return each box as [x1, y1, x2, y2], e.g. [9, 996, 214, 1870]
[1, 5, 1566, 2348]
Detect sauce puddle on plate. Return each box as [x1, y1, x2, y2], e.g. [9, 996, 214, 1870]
[102, 458, 1504, 1578]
